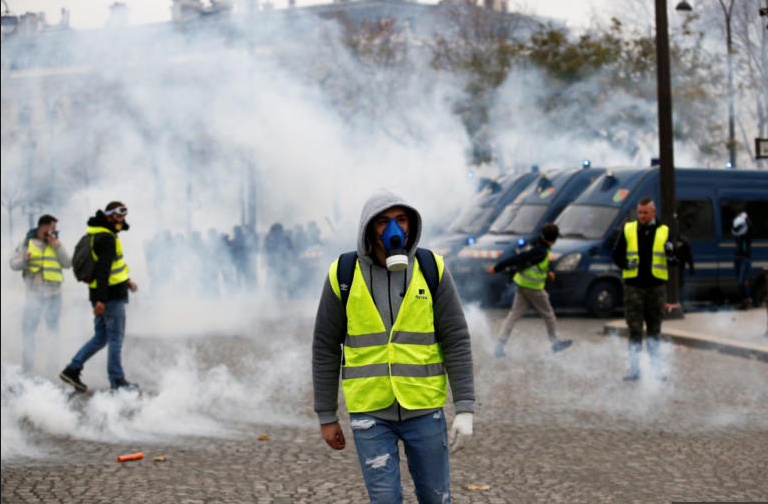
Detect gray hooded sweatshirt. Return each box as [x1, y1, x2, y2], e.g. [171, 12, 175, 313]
[312, 189, 475, 425]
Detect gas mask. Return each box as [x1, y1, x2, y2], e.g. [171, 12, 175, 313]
[380, 218, 408, 271]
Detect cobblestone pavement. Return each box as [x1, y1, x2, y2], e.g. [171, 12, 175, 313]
[3, 310, 768, 504]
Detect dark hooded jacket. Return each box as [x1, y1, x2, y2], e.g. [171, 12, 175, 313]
[492, 236, 550, 275]
[312, 189, 475, 425]
[88, 210, 131, 304]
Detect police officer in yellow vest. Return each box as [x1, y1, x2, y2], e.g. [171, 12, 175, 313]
[10, 214, 72, 374]
[488, 223, 573, 357]
[312, 189, 475, 504]
[612, 197, 676, 381]
[60, 202, 139, 392]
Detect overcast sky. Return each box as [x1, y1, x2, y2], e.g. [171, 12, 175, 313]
[7, 0, 625, 30]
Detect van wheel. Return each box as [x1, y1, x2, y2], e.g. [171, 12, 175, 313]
[587, 281, 620, 318]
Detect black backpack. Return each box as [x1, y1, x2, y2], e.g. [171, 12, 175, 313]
[72, 234, 97, 283]
[336, 248, 439, 308]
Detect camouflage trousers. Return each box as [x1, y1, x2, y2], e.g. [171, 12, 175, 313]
[623, 284, 666, 367]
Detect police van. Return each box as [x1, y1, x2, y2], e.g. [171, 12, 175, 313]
[548, 167, 768, 316]
[429, 170, 539, 261]
[451, 165, 605, 306]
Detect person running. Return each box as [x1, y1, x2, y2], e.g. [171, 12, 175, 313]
[488, 223, 573, 357]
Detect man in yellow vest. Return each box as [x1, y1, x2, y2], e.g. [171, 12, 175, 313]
[312, 189, 475, 504]
[59, 202, 138, 392]
[9, 214, 72, 374]
[612, 197, 676, 381]
[487, 223, 573, 357]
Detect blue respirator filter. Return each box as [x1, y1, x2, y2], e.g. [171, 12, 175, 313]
[381, 218, 409, 271]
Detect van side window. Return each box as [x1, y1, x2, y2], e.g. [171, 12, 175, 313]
[721, 200, 768, 239]
[676, 199, 715, 241]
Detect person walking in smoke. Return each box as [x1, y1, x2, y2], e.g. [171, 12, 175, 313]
[59, 202, 139, 392]
[732, 211, 753, 310]
[263, 222, 294, 297]
[9, 214, 72, 374]
[487, 223, 573, 357]
[612, 197, 678, 381]
[312, 189, 474, 504]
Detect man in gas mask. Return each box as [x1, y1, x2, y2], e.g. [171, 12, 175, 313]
[312, 188, 475, 504]
[60, 201, 139, 392]
[9, 214, 72, 374]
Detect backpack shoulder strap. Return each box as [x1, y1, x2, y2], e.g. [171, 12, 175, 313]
[336, 251, 358, 308]
[415, 247, 439, 300]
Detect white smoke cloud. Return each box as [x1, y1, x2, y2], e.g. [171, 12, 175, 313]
[2, 8, 764, 463]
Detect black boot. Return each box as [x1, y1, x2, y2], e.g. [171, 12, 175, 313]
[59, 366, 88, 393]
[111, 378, 139, 392]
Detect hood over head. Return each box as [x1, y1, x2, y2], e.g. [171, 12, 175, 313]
[357, 188, 421, 265]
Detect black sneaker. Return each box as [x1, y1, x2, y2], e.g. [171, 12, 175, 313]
[551, 339, 573, 353]
[60, 366, 88, 393]
[111, 378, 139, 392]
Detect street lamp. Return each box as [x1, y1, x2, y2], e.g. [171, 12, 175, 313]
[721, 0, 737, 169]
[654, 0, 688, 318]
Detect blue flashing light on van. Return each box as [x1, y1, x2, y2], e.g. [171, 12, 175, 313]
[548, 167, 768, 316]
[451, 166, 606, 306]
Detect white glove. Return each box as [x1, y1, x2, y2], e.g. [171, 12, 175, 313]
[626, 258, 638, 269]
[448, 412, 473, 453]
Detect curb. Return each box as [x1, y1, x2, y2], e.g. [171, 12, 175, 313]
[603, 321, 768, 362]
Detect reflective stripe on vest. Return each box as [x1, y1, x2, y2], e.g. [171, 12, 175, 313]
[328, 253, 447, 413]
[623, 221, 669, 281]
[513, 251, 550, 290]
[86, 226, 130, 288]
[26, 239, 63, 283]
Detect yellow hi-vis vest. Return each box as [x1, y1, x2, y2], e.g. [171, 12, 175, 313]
[87, 226, 130, 288]
[328, 254, 447, 413]
[623, 221, 669, 280]
[26, 239, 63, 283]
[513, 251, 550, 290]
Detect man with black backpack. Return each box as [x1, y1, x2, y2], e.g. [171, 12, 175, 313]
[487, 223, 573, 357]
[59, 202, 138, 393]
[312, 189, 475, 504]
[9, 214, 72, 374]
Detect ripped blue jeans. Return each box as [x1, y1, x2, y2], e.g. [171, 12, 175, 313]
[349, 411, 450, 504]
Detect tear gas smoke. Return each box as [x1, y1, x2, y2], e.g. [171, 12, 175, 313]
[1, 9, 763, 462]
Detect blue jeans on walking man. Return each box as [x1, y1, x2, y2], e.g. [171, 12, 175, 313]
[349, 411, 451, 504]
[68, 299, 127, 387]
[21, 293, 61, 374]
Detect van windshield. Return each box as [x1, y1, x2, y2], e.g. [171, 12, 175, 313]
[448, 205, 496, 234]
[494, 204, 547, 234]
[556, 205, 620, 240]
[488, 204, 520, 233]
